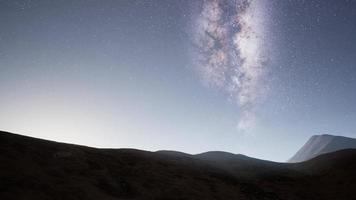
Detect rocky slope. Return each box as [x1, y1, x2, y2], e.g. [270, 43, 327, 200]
[288, 134, 356, 162]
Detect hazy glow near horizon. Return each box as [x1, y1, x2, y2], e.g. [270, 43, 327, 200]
[1, 0, 356, 162]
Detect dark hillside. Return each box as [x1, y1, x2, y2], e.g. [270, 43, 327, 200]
[1, 131, 355, 200]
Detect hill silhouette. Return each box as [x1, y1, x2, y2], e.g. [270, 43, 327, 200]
[1, 131, 356, 200]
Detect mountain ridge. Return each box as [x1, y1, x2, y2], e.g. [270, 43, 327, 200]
[1, 130, 356, 199]
[288, 134, 356, 163]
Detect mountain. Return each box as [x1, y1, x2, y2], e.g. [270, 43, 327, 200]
[1, 130, 356, 200]
[288, 134, 356, 163]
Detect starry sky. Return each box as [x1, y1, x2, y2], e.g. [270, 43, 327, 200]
[1, 0, 356, 162]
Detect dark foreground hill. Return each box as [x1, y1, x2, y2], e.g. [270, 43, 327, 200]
[1, 131, 356, 200]
[288, 134, 356, 163]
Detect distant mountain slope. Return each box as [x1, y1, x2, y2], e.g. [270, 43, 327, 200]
[288, 134, 356, 163]
[1, 131, 356, 200]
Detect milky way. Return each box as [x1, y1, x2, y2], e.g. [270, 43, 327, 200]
[193, 0, 270, 131]
[1, 0, 356, 161]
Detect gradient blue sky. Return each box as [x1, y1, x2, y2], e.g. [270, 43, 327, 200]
[1, 0, 355, 161]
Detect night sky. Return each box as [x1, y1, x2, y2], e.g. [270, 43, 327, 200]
[1, 0, 356, 161]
